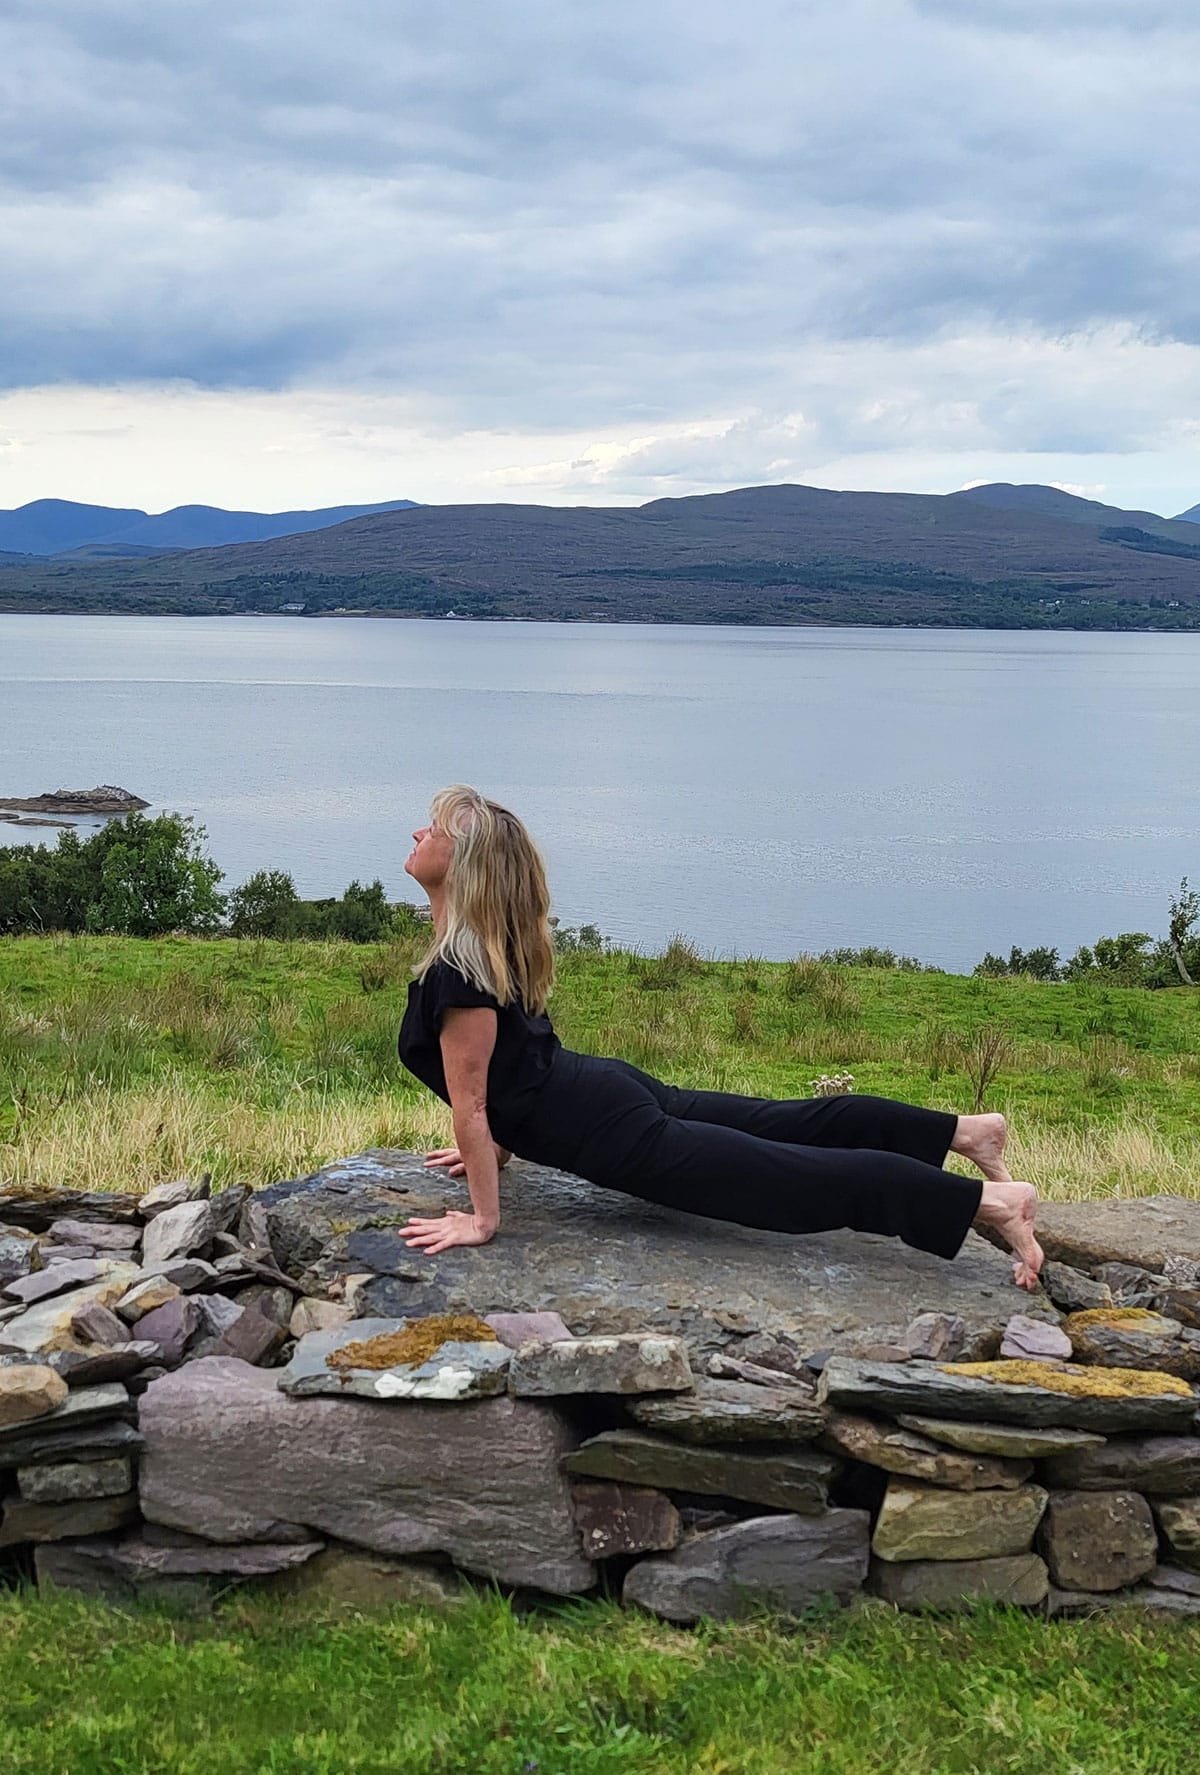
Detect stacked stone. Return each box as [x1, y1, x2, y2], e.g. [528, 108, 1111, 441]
[1, 1175, 306, 1592]
[4, 1164, 1200, 1623]
[815, 1289, 1200, 1615]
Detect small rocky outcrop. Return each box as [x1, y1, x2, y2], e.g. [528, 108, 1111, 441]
[0, 786, 148, 816]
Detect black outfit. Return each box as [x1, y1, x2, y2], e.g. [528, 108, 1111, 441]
[398, 959, 983, 1260]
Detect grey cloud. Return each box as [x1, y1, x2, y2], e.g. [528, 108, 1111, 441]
[1, 0, 1199, 448]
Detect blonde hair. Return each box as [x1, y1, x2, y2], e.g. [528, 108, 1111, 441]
[416, 785, 555, 1013]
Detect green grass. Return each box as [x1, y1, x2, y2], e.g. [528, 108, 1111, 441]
[1, 932, 1198, 1197]
[2, 1587, 1199, 1775]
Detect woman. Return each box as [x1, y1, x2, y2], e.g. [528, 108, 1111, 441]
[396, 785, 1043, 1291]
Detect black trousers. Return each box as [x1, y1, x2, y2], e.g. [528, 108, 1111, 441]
[496, 1051, 983, 1261]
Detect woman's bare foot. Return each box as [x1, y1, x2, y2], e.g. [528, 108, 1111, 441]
[953, 1112, 1012, 1182]
[974, 1180, 1044, 1292]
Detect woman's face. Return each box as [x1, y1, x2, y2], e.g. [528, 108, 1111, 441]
[405, 818, 454, 891]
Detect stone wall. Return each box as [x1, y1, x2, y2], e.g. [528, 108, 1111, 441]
[3, 1156, 1200, 1619]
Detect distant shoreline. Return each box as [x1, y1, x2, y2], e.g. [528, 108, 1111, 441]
[3, 608, 1200, 634]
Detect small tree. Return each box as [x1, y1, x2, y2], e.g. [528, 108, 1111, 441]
[227, 869, 302, 938]
[82, 812, 225, 937]
[329, 879, 396, 943]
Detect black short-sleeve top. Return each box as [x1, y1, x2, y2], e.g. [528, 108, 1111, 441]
[397, 958, 561, 1129]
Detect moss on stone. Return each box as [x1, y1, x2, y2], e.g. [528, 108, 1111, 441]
[939, 1359, 1192, 1399]
[1064, 1308, 1169, 1333]
[327, 1314, 497, 1372]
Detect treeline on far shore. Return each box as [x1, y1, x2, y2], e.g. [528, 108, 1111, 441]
[0, 811, 1197, 989]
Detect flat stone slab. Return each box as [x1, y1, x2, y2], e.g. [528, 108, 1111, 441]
[138, 1357, 592, 1594]
[1038, 1490, 1157, 1592]
[872, 1480, 1048, 1562]
[0, 1273, 141, 1356]
[623, 1510, 869, 1622]
[819, 1357, 1197, 1432]
[562, 1428, 836, 1513]
[109, 1533, 323, 1579]
[0, 1381, 131, 1453]
[3, 1259, 112, 1304]
[871, 1553, 1049, 1611]
[1042, 1435, 1200, 1495]
[628, 1377, 826, 1444]
[0, 1490, 138, 1546]
[257, 1149, 1045, 1360]
[278, 1319, 511, 1401]
[0, 1192, 140, 1232]
[0, 1418, 143, 1470]
[17, 1456, 134, 1504]
[508, 1333, 691, 1397]
[895, 1417, 1106, 1459]
[1035, 1196, 1200, 1274]
[817, 1412, 1032, 1490]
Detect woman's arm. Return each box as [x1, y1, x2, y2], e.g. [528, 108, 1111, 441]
[401, 1006, 501, 1255]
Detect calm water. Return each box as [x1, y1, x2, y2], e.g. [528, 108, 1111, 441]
[2, 614, 1199, 972]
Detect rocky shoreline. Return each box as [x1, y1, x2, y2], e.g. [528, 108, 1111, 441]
[3, 1152, 1200, 1620]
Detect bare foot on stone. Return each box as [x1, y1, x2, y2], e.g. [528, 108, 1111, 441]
[952, 1112, 1013, 1183]
[974, 1180, 1044, 1293]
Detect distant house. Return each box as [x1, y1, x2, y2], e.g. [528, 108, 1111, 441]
[279, 601, 307, 613]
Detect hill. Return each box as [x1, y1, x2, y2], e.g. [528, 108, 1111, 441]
[0, 497, 419, 557]
[1176, 502, 1200, 523]
[2, 482, 1200, 628]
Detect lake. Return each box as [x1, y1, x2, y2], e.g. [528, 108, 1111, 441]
[2, 613, 1199, 972]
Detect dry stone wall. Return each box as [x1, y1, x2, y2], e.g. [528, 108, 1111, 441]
[4, 1155, 1200, 1620]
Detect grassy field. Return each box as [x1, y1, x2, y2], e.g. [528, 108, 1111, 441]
[3, 1586, 1200, 1775]
[1, 931, 1198, 1198]
[3, 932, 1200, 1771]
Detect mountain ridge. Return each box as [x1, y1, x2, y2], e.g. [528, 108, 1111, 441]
[0, 497, 419, 557]
[2, 481, 1199, 629]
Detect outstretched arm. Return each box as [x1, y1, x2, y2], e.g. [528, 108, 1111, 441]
[402, 1005, 501, 1255]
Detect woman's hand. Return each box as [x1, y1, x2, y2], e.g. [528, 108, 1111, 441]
[400, 1210, 497, 1254]
[424, 1146, 468, 1178]
[425, 1142, 511, 1179]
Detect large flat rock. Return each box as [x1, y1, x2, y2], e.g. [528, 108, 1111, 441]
[258, 1150, 1043, 1359]
[137, 1357, 592, 1595]
[1035, 1197, 1200, 1273]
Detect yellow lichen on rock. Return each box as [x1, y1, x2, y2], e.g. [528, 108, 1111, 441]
[327, 1314, 498, 1371]
[1064, 1308, 1171, 1333]
[939, 1359, 1192, 1399]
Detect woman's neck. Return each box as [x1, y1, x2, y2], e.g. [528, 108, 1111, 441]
[427, 886, 447, 938]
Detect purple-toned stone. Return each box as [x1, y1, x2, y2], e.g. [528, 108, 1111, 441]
[485, 1310, 573, 1349]
[1000, 1315, 1072, 1361]
[70, 1303, 132, 1347]
[571, 1482, 681, 1559]
[47, 1220, 141, 1252]
[135, 1296, 203, 1366]
[4, 1261, 108, 1305]
[901, 1313, 967, 1360]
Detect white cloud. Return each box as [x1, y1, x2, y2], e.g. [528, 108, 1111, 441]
[2, 2, 1200, 509]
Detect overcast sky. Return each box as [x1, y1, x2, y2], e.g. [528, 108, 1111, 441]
[2, 0, 1198, 515]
